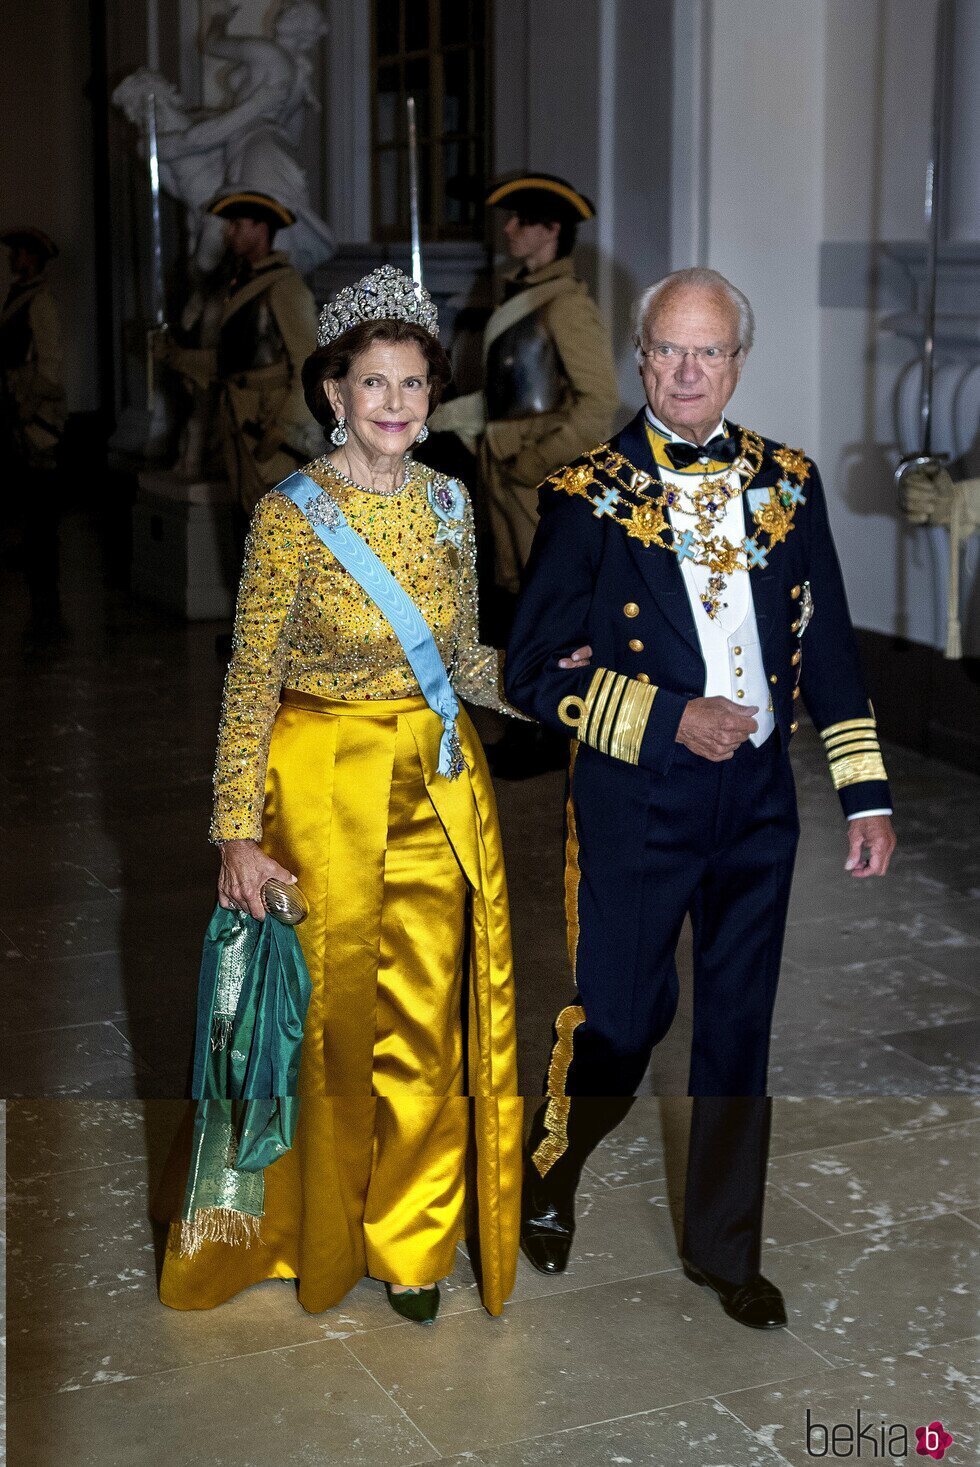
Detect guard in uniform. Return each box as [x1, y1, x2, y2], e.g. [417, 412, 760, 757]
[430, 173, 618, 775]
[0, 226, 66, 640]
[159, 190, 320, 519]
[504, 267, 896, 1328]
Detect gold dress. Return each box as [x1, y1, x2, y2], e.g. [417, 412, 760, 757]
[158, 459, 522, 1315]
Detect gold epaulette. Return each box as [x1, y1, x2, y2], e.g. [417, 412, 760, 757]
[557, 667, 656, 765]
[820, 712, 888, 790]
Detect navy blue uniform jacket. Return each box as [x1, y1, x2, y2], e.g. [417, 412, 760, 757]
[504, 409, 891, 819]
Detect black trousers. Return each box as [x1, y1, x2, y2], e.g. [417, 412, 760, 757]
[552, 733, 799, 1097]
[528, 1095, 772, 1285]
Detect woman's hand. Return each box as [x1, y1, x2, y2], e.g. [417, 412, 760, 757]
[218, 839, 297, 920]
[557, 645, 592, 670]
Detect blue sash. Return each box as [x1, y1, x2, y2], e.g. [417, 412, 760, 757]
[278, 470, 465, 779]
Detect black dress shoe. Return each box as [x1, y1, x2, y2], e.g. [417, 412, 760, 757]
[520, 1192, 575, 1274]
[682, 1260, 787, 1329]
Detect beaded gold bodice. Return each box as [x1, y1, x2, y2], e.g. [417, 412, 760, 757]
[211, 460, 503, 841]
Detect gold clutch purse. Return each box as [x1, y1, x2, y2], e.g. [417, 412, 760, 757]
[261, 878, 309, 926]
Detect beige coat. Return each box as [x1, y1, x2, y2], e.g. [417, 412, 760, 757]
[431, 256, 619, 592]
[166, 254, 320, 514]
[1, 279, 65, 467]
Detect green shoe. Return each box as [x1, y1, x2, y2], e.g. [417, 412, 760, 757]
[384, 1282, 440, 1324]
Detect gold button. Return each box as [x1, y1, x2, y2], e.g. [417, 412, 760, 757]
[789, 719, 799, 734]
[735, 666, 743, 677]
[636, 672, 651, 684]
[791, 650, 801, 666]
[770, 673, 778, 684]
[628, 638, 644, 652]
[793, 687, 800, 700]
[736, 689, 745, 699]
[733, 645, 742, 655]
[791, 584, 801, 600]
[624, 602, 640, 618]
[791, 618, 801, 633]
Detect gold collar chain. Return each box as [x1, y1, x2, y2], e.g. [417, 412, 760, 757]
[548, 428, 810, 619]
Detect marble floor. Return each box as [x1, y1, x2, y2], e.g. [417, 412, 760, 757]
[1, 513, 977, 1098]
[4, 1097, 978, 1467]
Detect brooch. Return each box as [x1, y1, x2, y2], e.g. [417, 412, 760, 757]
[427, 475, 466, 552]
[306, 489, 344, 532]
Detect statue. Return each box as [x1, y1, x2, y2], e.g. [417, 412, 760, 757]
[112, 3, 333, 279]
[111, 1, 332, 477]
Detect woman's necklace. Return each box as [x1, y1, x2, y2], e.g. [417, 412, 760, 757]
[320, 451, 413, 496]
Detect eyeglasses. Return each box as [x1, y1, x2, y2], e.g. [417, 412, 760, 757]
[639, 342, 743, 371]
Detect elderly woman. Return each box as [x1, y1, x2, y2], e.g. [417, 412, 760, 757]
[159, 267, 522, 1324]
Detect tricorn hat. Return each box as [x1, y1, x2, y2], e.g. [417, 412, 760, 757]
[0, 226, 59, 262]
[485, 173, 596, 224]
[209, 191, 296, 232]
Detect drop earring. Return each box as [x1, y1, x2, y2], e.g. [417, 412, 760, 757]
[330, 416, 348, 446]
[416, 423, 429, 443]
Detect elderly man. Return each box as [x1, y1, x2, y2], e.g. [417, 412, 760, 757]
[504, 267, 896, 1327]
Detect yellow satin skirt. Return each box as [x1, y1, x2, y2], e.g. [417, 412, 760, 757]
[159, 691, 522, 1315]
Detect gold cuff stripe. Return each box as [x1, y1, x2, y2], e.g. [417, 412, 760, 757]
[576, 668, 608, 744]
[829, 752, 889, 790]
[821, 717, 876, 741]
[821, 733, 886, 756]
[827, 740, 882, 760]
[824, 727, 881, 747]
[610, 679, 657, 763]
[532, 1004, 587, 1178]
[570, 667, 657, 766]
[557, 668, 657, 765]
[587, 670, 622, 752]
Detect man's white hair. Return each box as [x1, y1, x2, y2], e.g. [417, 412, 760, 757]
[632, 267, 755, 362]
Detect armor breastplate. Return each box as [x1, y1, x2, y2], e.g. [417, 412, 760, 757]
[218, 293, 285, 379]
[485, 309, 565, 420]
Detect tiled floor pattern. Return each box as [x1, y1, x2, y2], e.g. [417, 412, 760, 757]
[1, 515, 977, 1097]
[5, 1098, 978, 1466]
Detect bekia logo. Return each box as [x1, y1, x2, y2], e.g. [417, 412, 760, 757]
[915, 1422, 954, 1460]
[805, 1410, 955, 1459]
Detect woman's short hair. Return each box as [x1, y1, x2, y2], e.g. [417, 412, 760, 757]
[302, 318, 452, 430]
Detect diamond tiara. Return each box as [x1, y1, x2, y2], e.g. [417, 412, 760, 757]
[317, 264, 439, 348]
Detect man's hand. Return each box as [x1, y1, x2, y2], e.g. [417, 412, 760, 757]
[676, 696, 759, 761]
[845, 814, 896, 878]
[558, 645, 592, 670]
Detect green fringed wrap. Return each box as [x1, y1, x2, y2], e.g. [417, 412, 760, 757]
[178, 905, 312, 1255]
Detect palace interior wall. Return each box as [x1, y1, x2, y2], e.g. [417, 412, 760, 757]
[1, 0, 976, 701]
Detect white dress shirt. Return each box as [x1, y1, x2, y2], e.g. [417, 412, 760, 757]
[645, 409, 889, 818]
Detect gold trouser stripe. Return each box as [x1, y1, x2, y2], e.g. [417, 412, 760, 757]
[532, 1003, 587, 1178]
[533, 752, 586, 1180]
[829, 751, 889, 790]
[821, 717, 876, 742]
